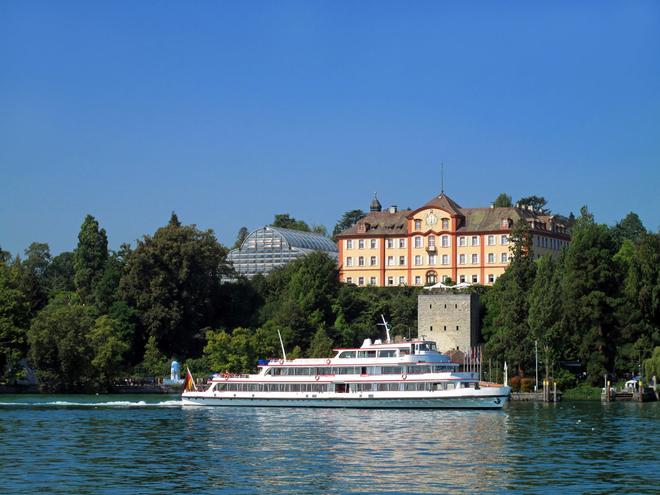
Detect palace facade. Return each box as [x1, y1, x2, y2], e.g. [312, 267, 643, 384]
[336, 192, 570, 287]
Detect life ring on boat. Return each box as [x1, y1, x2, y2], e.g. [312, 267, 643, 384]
[315, 375, 320, 381]
[223, 372, 230, 380]
[401, 372, 407, 380]
[278, 359, 284, 365]
[325, 359, 331, 365]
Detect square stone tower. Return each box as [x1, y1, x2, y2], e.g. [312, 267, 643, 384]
[417, 291, 480, 353]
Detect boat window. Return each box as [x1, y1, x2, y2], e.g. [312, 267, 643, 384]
[381, 366, 401, 375]
[357, 350, 377, 358]
[378, 350, 396, 358]
[408, 365, 431, 374]
[338, 351, 356, 359]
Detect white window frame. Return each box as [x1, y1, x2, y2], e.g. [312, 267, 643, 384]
[370, 256, 377, 266]
[471, 236, 479, 246]
[501, 253, 508, 263]
[370, 239, 377, 249]
[471, 254, 479, 264]
[487, 253, 495, 264]
[346, 257, 353, 267]
[358, 256, 365, 266]
[471, 274, 479, 284]
[441, 235, 449, 247]
[414, 275, 421, 285]
[346, 277, 353, 284]
[346, 239, 353, 249]
[398, 238, 406, 249]
[487, 235, 495, 246]
[414, 255, 422, 266]
[387, 239, 394, 249]
[387, 256, 394, 266]
[358, 239, 365, 249]
[398, 256, 406, 266]
[414, 236, 422, 248]
[459, 254, 466, 265]
[428, 254, 437, 266]
[501, 235, 509, 245]
[358, 277, 364, 286]
[459, 236, 466, 247]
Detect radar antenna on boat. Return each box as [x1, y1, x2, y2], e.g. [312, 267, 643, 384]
[378, 314, 392, 344]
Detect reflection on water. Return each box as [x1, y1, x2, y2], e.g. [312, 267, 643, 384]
[0, 397, 658, 494]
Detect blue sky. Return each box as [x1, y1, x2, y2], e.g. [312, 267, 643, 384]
[1, 1, 659, 255]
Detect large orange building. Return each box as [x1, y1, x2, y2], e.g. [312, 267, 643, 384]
[336, 192, 570, 287]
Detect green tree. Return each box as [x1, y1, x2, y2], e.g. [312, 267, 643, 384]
[139, 335, 168, 377]
[560, 207, 620, 384]
[27, 292, 97, 391]
[332, 209, 366, 240]
[493, 193, 513, 208]
[271, 214, 311, 232]
[119, 213, 230, 357]
[483, 220, 536, 375]
[0, 260, 31, 382]
[94, 244, 131, 313]
[307, 326, 334, 357]
[90, 315, 130, 389]
[612, 212, 647, 246]
[204, 328, 256, 373]
[45, 251, 76, 294]
[74, 215, 109, 304]
[517, 195, 549, 213]
[233, 226, 249, 249]
[527, 254, 564, 371]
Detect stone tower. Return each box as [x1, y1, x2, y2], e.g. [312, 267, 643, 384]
[417, 291, 480, 353]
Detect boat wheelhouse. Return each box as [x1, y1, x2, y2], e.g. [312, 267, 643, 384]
[182, 334, 510, 409]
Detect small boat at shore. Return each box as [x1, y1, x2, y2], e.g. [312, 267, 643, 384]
[182, 324, 510, 409]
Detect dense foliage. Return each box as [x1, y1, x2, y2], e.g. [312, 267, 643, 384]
[483, 209, 659, 385]
[0, 207, 657, 391]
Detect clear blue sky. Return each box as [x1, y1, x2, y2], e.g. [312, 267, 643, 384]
[2, 1, 659, 255]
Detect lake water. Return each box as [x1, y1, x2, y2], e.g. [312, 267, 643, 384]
[0, 395, 658, 494]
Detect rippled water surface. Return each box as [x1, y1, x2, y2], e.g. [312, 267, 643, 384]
[1, 395, 658, 494]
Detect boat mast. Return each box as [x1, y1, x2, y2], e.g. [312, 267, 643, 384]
[379, 314, 392, 344]
[277, 329, 287, 361]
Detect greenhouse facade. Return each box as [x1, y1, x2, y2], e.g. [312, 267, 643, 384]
[227, 226, 338, 278]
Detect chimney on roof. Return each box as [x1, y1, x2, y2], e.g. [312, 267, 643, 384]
[389, 205, 398, 214]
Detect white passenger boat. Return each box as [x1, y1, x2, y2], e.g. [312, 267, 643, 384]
[182, 325, 510, 409]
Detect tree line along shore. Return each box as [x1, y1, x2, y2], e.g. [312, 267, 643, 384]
[0, 204, 658, 394]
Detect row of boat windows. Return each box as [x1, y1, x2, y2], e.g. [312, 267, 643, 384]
[337, 344, 436, 359]
[214, 382, 477, 393]
[268, 365, 455, 376]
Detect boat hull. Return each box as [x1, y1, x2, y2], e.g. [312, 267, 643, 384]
[181, 393, 509, 409]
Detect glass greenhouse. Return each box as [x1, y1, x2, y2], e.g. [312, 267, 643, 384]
[227, 226, 338, 278]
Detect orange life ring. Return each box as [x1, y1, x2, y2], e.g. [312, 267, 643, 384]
[325, 359, 331, 365]
[315, 375, 320, 381]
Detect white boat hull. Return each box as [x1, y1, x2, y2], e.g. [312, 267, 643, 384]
[182, 390, 509, 409]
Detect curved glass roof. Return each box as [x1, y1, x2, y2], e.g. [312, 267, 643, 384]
[227, 226, 338, 279]
[266, 226, 338, 252]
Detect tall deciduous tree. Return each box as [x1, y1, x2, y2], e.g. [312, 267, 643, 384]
[119, 213, 229, 357]
[0, 259, 31, 382]
[74, 215, 109, 304]
[27, 292, 97, 391]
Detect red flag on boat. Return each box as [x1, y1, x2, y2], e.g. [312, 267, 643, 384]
[183, 367, 197, 391]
